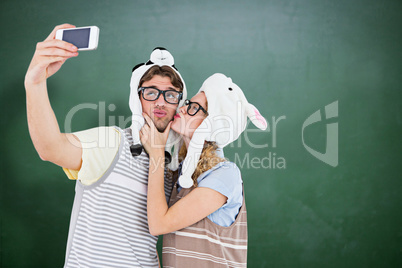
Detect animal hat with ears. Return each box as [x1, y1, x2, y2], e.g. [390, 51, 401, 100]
[129, 47, 187, 171]
[178, 73, 268, 188]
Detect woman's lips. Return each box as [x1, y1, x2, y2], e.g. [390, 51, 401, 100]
[153, 110, 167, 118]
[174, 114, 181, 119]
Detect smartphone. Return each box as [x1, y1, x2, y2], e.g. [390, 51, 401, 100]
[55, 26, 99, 51]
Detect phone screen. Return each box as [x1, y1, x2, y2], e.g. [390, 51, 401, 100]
[62, 28, 90, 48]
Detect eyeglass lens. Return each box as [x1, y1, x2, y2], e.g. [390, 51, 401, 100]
[187, 102, 200, 115]
[142, 87, 181, 104]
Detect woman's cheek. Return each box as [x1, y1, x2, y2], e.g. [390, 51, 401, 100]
[171, 117, 184, 135]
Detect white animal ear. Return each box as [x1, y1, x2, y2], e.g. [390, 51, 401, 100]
[246, 103, 268, 130]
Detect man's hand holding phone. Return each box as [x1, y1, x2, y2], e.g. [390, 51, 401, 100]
[25, 24, 80, 87]
[24, 24, 90, 171]
[56, 26, 99, 51]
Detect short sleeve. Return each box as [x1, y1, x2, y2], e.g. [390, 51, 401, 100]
[62, 126, 121, 186]
[197, 162, 243, 227]
[197, 162, 242, 208]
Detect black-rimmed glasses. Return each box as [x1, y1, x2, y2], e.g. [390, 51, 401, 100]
[139, 87, 183, 104]
[184, 99, 208, 116]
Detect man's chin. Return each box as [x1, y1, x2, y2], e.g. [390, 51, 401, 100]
[156, 126, 166, 133]
[154, 119, 172, 133]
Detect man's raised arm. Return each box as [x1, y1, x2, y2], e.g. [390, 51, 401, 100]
[25, 24, 82, 170]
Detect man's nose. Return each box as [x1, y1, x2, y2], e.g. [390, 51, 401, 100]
[154, 93, 167, 106]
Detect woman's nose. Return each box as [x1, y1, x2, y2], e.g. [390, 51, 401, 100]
[179, 105, 187, 114]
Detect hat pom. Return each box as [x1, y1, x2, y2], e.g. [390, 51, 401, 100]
[150, 48, 174, 66]
[178, 175, 194, 188]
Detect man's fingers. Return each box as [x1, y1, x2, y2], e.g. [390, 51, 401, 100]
[45, 24, 76, 41]
[37, 39, 78, 53]
[37, 47, 78, 58]
[37, 56, 72, 68]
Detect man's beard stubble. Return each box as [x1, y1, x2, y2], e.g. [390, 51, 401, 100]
[153, 116, 173, 133]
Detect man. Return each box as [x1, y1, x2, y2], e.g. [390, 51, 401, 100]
[25, 24, 187, 267]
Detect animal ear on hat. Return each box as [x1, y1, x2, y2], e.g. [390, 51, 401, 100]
[246, 103, 268, 130]
[132, 63, 145, 72]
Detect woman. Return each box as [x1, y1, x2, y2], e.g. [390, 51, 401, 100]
[140, 73, 266, 267]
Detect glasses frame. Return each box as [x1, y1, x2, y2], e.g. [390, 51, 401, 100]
[139, 87, 183, 105]
[184, 99, 209, 116]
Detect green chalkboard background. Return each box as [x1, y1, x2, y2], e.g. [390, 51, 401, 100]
[1, 0, 401, 267]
